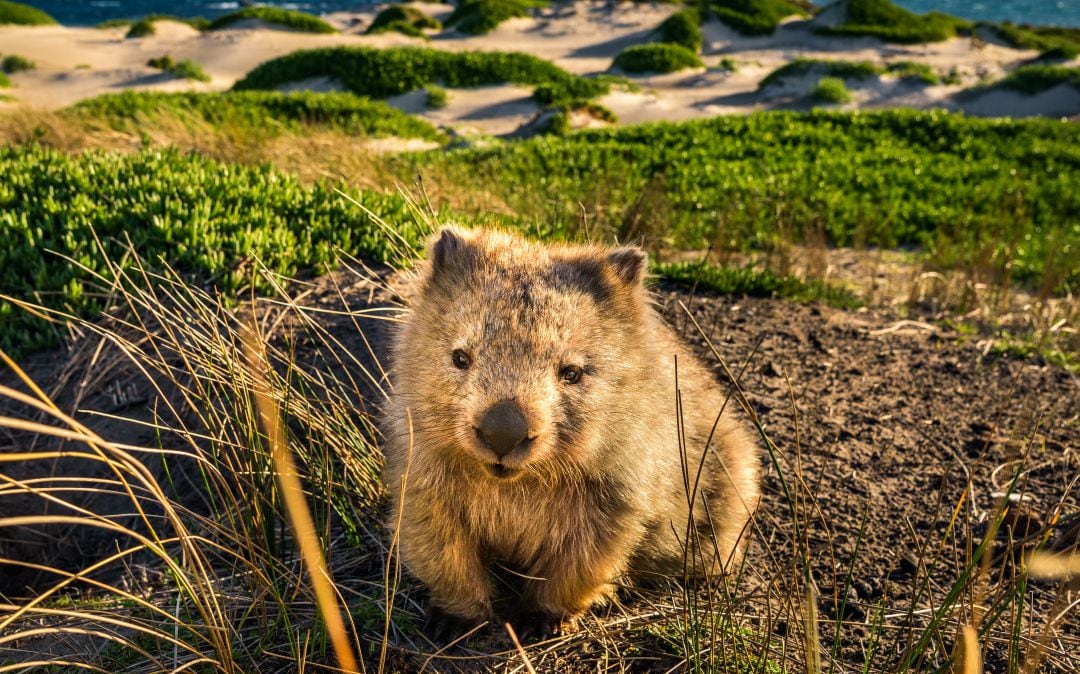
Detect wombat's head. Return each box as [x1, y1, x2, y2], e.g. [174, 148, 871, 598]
[389, 227, 651, 481]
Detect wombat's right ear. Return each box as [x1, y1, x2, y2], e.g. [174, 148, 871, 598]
[606, 246, 648, 287]
[429, 227, 471, 272]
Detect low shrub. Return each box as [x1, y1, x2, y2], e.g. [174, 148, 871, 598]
[425, 85, 448, 109]
[885, 60, 938, 84]
[994, 65, 1080, 95]
[0, 72, 10, 88]
[657, 8, 702, 52]
[70, 90, 443, 141]
[711, 0, 807, 37]
[812, 76, 851, 103]
[990, 21, 1080, 58]
[146, 55, 176, 70]
[816, 0, 971, 43]
[0, 0, 57, 25]
[233, 46, 608, 107]
[613, 43, 703, 74]
[0, 54, 35, 74]
[445, 0, 547, 35]
[147, 57, 210, 82]
[126, 18, 156, 38]
[367, 6, 441, 35]
[208, 6, 336, 34]
[759, 58, 878, 88]
[656, 261, 860, 308]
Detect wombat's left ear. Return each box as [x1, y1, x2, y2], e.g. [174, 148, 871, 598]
[607, 247, 647, 287]
[429, 226, 472, 271]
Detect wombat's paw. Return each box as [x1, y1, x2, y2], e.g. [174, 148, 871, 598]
[508, 609, 565, 642]
[423, 604, 483, 646]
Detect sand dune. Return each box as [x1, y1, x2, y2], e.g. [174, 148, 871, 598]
[0, 2, 1076, 135]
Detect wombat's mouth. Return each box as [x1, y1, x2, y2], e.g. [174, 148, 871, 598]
[488, 463, 521, 479]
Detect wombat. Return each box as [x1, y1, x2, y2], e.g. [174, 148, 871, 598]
[382, 227, 760, 639]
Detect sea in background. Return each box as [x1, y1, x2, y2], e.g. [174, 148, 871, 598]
[16, 0, 1080, 28]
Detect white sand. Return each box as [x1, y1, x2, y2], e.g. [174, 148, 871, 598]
[0, 1, 1076, 135]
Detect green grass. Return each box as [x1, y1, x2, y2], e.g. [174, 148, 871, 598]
[208, 6, 336, 33]
[759, 58, 879, 88]
[445, 0, 548, 35]
[993, 65, 1080, 94]
[366, 6, 441, 36]
[0, 71, 10, 88]
[233, 46, 609, 107]
[171, 59, 210, 82]
[657, 8, 702, 52]
[0, 146, 443, 356]
[0, 0, 57, 25]
[126, 17, 156, 38]
[655, 261, 861, 308]
[812, 76, 851, 104]
[425, 85, 448, 110]
[885, 60, 939, 84]
[396, 110, 1080, 290]
[817, 0, 972, 43]
[613, 44, 704, 74]
[69, 90, 444, 141]
[711, 0, 808, 36]
[1, 54, 35, 74]
[989, 22, 1080, 59]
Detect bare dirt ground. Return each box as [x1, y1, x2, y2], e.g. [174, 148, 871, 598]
[2, 268, 1077, 671]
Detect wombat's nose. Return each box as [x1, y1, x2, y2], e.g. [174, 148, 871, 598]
[477, 401, 529, 458]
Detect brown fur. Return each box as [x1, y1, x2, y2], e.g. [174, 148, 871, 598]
[382, 227, 760, 628]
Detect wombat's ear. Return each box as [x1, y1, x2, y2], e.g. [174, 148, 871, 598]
[606, 247, 647, 287]
[429, 227, 472, 272]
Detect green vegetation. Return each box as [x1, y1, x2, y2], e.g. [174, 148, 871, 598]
[613, 43, 703, 74]
[445, 0, 547, 35]
[885, 60, 938, 84]
[146, 56, 211, 82]
[366, 5, 441, 36]
[994, 65, 1080, 95]
[817, 0, 972, 44]
[125, 17, 156, 38]
[990, 22, 1080, 59]
[69, 90, 443, 141]
[717, 57, 739, 72]
[98, 14, 211, 31]
[398, 110, 1079, 289]
[1, 54, 35, 74]
[208, 6, 336, 33]
[759, 58, 878, 88]
[656, 261, 861, 308]
[0, 0, 57, 25]
[425, 85, 448, 110]
[711, 0, 808, 37]
[0, 71, 10, 88]
[657, 8, 702, 53]
[233, 46, 608, 107]
[0, 146, 439, 356]
[812, 76, 851, 103]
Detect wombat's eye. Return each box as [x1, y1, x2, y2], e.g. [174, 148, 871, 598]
[451, 349, 472, 370]
[559, 365, 583, 384]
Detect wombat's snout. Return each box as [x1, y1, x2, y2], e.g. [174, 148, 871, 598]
[476, 400, 531, 459]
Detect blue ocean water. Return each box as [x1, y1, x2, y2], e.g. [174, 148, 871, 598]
[16, 0, 1080, 28]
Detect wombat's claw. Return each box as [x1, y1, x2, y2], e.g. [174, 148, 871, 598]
[423, 604, 480, 647]
[509, 611, 563, 642]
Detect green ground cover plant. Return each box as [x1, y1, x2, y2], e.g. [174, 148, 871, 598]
[125, 17, 156, 38]
[398, 110, 1079, 290]
[993, 65, 1080, 94]
[366, 5, 441, 36]
[657, 8, 702, 52]
[817, 0, 971, 43]
[811, 76, 851, 103]
[208, 6, 336, 33]
[0, 146, 435, 356]
[425, 84, 448, 109]
[613, 43, 703, 73]
[0, 0, 56, 25]
[759, 58, 879, 88]
[69, 90, 443, 141]
[445, 0, 547, 35]
[990, 22, 1080, 59]
[233, 46, 608, 106]
[145, 56, 210, 82]
[710, 0, 808, 36]
[0, 71, 10, 88]
[656, 260, 861, 308]
[884, 60, 938, 84]
[1, 54, 35, 74]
